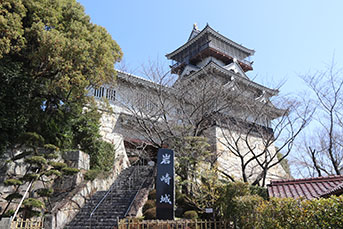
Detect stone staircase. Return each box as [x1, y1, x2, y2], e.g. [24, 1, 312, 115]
[65, 165, 152, 229]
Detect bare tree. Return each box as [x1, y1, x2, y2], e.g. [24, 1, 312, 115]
[115, 62, 310, 186]
[118, 64, 240, 149]
[295, 61, 343, 177]
[217, 95, 311, 186]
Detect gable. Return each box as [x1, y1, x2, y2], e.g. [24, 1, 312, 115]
[224, 61, 249, 79]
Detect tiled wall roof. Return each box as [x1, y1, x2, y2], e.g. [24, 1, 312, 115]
[267, 175, 343, 199]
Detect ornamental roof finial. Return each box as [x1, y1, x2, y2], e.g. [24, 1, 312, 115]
[193, 23, 198, 30]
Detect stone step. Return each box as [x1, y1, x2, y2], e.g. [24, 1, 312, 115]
[65, 165, 152, 228]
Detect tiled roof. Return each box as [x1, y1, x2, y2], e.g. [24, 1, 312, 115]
[166, 24, 255, 59]
[267, 175, 343, 199]
[116, 70, 174, 94]
[321, 182, 343, 198]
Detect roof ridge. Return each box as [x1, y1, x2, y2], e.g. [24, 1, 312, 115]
[115, 69, 156, 84]
[166, 25, 254, 59]
[269, 174, 343, 185]
[205, 25, 255, 55]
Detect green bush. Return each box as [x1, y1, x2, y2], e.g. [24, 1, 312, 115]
[84, 169, 100, 181]
[72, 106, 115, 172]
[61, 167, 79, 176]
[23, 198, 45, 209]
[5, 193, 23, 201]
[88, 140, 115, 171]
[144, 207, 156, 220]
[2, 209, 15, 217]
[19, 132, 44, 147]
[249, 185, 268, 200]
[36, 188, 54, 197]
[183, 210, 198, 219]
[142, 200, 155, 213]
[43, 169, 62, 177]
[4, 179, 23, 186]
[43, 144, 59, 152]
[232, 195, 264, 228]
[22, 173, 40, 181]
[44, 153, 59, 160]
[148, 189, 156, 200]
[25, 156, 47, 166]
[225, 195, 343, 229]
[48, 161, 67, 170]
[218, 181, 251, 220]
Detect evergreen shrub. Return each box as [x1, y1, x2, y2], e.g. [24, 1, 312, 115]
[142, 200, 155, 214]
[61, 167, 79, 176]
[148, 189, 156, 200]
[228, 195, 343, 229]
[183, 210, 198, 219]
[144, 207, 156, 220]
[84, 169, 100, 181]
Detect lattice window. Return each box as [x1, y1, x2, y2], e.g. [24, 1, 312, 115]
[93, 87, 104, 98]
[105, 88, 116, 101]
[93, 87, 116, 101]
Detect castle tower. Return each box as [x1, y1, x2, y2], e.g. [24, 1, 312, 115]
[166, 25, 289, 185]
[166, 24, 255, 78]
[166, 24, 281, 120]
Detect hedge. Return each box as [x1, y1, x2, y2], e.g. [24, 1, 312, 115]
[231, 195, 343, 229]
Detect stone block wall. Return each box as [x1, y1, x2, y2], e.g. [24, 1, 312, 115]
[0, 217, 11, 229]
[215, 126, 288, 185]
[62, 150, 90, 170]
[0, 150, 90, 214]
[53, 151, 90, 193]
[45, 155, 129, 229]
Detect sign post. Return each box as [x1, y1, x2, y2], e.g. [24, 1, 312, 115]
[156, 148, 175, 220]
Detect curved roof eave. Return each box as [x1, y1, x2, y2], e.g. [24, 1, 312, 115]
[116, 70, 175, 94]
[188, 61, 279, 96]
[166, 24, 255, 59]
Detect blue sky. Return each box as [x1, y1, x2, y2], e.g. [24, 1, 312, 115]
[77, 0, 343, 95]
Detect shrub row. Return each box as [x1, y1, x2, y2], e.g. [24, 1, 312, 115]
[232, 195, 343, 229]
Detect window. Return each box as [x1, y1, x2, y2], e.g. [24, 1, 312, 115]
[106, 88, 116, 101]
[93, 87, 116, 102]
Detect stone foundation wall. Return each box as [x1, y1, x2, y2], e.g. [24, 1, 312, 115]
[0, 138, 130, 229]
[216, 127, 289, 185]
[44, 135, 130, 229]
[45, 156, 128, 229]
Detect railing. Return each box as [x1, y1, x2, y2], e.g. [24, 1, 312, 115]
[123, 166, 155, 218]
[171, 61, 185, 70]
[239, 58, 252, 67]
[88, 165, 143, 225]
[117, 218, 232, 229]
[10, 218, 43, 229]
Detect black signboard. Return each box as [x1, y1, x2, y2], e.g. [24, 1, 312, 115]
[156, 148, 175, 220]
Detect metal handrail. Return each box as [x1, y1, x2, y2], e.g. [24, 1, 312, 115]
[89, 165, 140, 218]
[123, 166, 154, 218]
[11, 168, 39, 221]
[12, 180, 34, 221]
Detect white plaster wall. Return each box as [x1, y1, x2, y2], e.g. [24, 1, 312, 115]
[92, 72, 286, 186]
